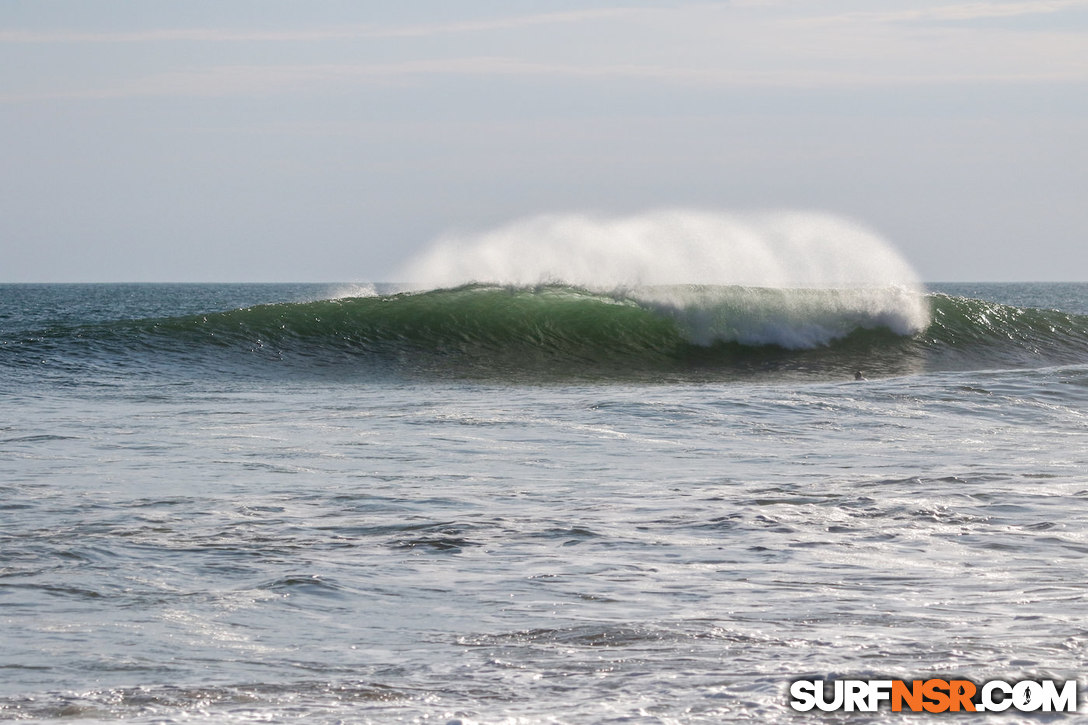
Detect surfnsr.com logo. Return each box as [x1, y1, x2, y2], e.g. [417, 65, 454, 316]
[789, 678, 1078, 713]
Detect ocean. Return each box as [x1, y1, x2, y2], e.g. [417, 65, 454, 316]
[2, 281, 1088, 722]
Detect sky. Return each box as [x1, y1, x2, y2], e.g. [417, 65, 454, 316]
[2, 0, 1087, 283]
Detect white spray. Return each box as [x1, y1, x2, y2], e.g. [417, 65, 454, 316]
[399, 209, 930, 348]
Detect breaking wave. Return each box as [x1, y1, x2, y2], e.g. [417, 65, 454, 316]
[4, 211, 1086, 380]
[5, 284, 1088, 382]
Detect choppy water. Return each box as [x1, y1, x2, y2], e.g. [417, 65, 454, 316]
[2, 282, 1088, 723]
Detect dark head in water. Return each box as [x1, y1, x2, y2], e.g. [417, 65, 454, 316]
[854, 371, 866, 381]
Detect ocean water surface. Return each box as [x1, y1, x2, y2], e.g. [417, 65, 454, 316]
[2, 281, 1088, 722]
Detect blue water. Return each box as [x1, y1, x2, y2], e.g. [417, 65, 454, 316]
[2, 283, 1087, 722]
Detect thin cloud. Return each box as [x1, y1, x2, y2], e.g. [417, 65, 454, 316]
[4, 2, 1088, 104]
[4, 2, 1086, 46]
[5, 53, 1088, 104]
[815, 0, 1088, 24]
[0, 8, 639, 44]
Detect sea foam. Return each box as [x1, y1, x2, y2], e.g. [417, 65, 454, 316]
[399, 210, 931, 348]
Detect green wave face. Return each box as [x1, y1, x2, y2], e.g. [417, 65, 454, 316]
[168, 284, 687, 358]
[8, 285, 1088, 382]
[107, 285, 690, 380]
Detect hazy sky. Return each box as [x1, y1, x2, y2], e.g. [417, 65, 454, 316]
[3, 0, 1087, 282]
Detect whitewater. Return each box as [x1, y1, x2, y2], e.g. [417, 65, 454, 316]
[3, 212, 1088, 722]
[402, 210, 931, 350]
